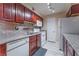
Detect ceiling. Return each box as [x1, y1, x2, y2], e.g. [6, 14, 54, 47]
[23, 3, 71, 17]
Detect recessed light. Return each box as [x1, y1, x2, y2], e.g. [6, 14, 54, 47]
[48, 6, 50, 9]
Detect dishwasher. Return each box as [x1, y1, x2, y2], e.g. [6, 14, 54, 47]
[7, 38, 29, 56]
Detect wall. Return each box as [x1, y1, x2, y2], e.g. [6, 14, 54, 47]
[0, 20, 16, 31]
[42, 16, 59, 42]
[42, 11, 66, 29]
[61, 16, 79, 34]
[0, 20, 33, 32]
[41, 12, 66, 50]
[0, 20, 34, 40]
[59, 16, 79, 50]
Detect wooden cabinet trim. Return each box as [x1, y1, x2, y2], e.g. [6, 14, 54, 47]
[0, 43, 6, 56]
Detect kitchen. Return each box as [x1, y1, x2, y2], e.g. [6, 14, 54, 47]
[0, 3, 79, 56]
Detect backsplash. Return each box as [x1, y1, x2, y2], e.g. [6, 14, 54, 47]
[0, 20, 34, 36]
[0, 20, 16, 31]
[0, 20, 34, 31]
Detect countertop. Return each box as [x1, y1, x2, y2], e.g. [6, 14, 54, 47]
[0, 32, 41, 45]
[63, 34, 79, 55]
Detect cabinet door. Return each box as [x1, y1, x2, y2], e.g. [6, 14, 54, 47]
[29, 35, 37, 56]
[32, 14, 37, 23]
[67, 49, 72, 56]
[3, 3, 16, 22]
[63, 37, 67, 56]
[67, 42, 74, 56]
[16, 3, 24, 23]
[71, 4, 79, 14]
[0, 3, 3, 18]
[36, 34, 41, 49]
[0, 43, 6, 56]
[25, 8, 32, 22]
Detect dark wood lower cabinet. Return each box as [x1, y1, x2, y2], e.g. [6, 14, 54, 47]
[63, 37, 67, 56]
[0, 34, 41, 56]
[29, 35, 37, 56]
[36, 34, 41, 49]
[67, 42, 75, 56]
[0, 43, 6, 56]
[63, 36, 75, 56]
[29, 34, 41, 56]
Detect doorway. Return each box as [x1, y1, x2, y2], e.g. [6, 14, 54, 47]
[47, 17, 58, 43]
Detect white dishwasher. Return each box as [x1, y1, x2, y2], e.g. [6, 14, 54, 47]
[7, 38, 29, 56]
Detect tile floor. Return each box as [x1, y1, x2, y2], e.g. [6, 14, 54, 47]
[33, 41, 63, 56]
[43, 41, 63, 56]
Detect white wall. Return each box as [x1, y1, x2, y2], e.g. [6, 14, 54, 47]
[42, 16, 58, 42]
[0, 20, 16, 31]
[41, 17, 47, 30]
[61, 16, 79, 34]
[59, 16, 79, 50]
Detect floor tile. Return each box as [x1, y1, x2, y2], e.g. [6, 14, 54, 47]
[44, 41, 63, 56]
[33, 41, 63, 56]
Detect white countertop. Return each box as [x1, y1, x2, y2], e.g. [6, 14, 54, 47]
[0, 32, 41, 45]
[63, 34, 79, 55]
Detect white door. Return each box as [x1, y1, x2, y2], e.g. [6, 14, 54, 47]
[47, 17, 58, 42]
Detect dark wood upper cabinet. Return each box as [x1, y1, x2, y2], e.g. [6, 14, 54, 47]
[3, 3, 16, 22]
[0, 3, 3, 18]
[25, 8, 32, 22]
[71, 4, 79, 14]
[15, 3, 24, 23]
[0, 3, 43, 23]
[32, 14, 37, 23]
[66, 4, 79, 17]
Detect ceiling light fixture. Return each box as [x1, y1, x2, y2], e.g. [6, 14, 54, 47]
[47, 3, 50, 6]
[48, 6, 50, 9]
[47, 3, 55, 13]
